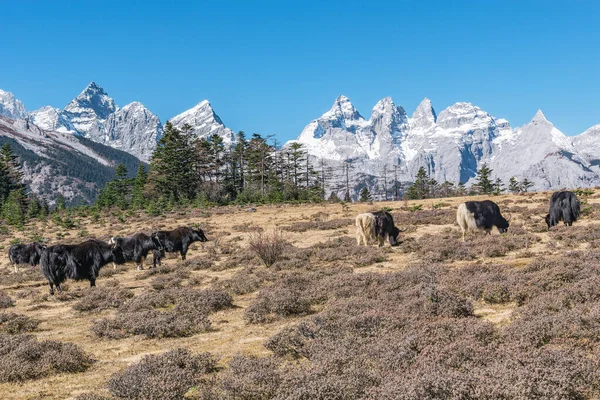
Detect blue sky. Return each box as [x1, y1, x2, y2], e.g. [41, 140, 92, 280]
[1, 0, 598, 141]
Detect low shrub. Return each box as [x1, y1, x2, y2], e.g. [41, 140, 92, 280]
[0, 313, 40, 333]
[0, 291, 15, 309]
[248, 231, 288, 267]
[92, 288, 233, 339]
[282, 218, 353, 232]
[0, 333, 94, 382]
[107, 348, 216, 400]
[72, 286, 134, 312]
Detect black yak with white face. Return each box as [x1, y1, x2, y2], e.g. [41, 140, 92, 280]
[456, 200, 510, 241]
[355, 211, 401, 247]
[151, 226, 208, 261]
[8, 242, 46, 272]
[545, 191, 580, 229]
[109, 233, 164, 270]
[41, 239, 126, 295]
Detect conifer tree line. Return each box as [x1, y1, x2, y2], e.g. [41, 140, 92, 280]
[0, 143, 49, 226]
[404, 163, 536, 200]
[96, 123, 325, 212]
[94, 123, 543, 210]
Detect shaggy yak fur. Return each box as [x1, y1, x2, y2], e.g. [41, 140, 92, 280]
[456, 200, 510, 241]
[8, 242, 46, 272]
[355, 211, 401, 247]
[151, 226, 208, 261]
[109, 233, 164, 270]
[41, 240, 126, 295]
[545, 191, 581, 229]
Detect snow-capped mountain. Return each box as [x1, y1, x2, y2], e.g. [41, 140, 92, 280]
[573, 124, 600, 164]
[290, 96, 600, 197]
[0, 114, 141, 205]
[105, 102, 162, 162]
[0, 89, 27, 120]
[24, 82, 236, 161]
[169, 100, 236, 145]
[28, 82, 161, 162]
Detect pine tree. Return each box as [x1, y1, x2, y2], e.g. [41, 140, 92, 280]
[56, 194, 66, 211]
[493, 178, 505, 195]
[3, 190, 25, 227]
[508, 177, 520, 194]
[0, 144, 26, 206]
[149, 122, 196, 202]
[131, 164, 148, 209]
[406, 167, 430, 199]
[112, 164, 132, 209]
[440, 181, 455, 198]
[520, 178, 534, 193]
[359, 187, 372, 202]
[473, 163, 494, 194]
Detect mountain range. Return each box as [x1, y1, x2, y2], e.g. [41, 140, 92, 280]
[0, 83, 235, 204]
[1, 83, 599, 203]
[289, 95, 600, 197]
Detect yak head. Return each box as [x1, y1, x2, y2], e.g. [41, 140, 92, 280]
[545, 214, 552, 229]
[111, 245, 126, 265]
[192, 228, 208, 242]
[497, 213, 511, 234]
[388, 226, 401, 246]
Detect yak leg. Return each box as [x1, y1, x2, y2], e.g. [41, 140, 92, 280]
[55, 283, 62, 293]
[112, 262, 116, 270]
[49, 282, 55, 295]
[136, 256, 145, 270]
[181, 244, 189, 261]
[89, 279, 96, 288]
[13, 264, 17, 273]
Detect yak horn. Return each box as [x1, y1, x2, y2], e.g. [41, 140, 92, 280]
[506, 213, 512, 222]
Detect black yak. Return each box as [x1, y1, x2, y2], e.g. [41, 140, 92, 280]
[8, 242, 46, 272]
[41, 239, 125, 295]
[457, 200, 510, 241]
[109, 233, 164, 270]
[151, 226, 208, 261]
[545, 190, 580, 229]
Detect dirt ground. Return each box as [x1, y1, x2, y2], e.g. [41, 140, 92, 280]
[0, 190, 597, 399]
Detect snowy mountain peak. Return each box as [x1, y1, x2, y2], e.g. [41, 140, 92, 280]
[411, 97, 437, 131]
[531, 109, 548, 124]
[65, 82, 116, 120]
[324, 95, 364, 122]
[169, 100, 234, 144]
[0, 89, 27, 120]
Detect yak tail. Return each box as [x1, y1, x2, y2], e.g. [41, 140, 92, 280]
[571, 195, 581, 220]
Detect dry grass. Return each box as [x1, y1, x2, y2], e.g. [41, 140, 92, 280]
[0, 191, 599, 398]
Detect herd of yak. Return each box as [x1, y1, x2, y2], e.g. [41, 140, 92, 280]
[8, 227, 207, 295]
[6, 190, 581, 295]
[356, 190, 581, 245]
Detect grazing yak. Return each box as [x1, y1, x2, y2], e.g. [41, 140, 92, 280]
[457, 200, 510, 241]
[151, 226, 208, 261]
[41, 239, 126, 295]
[109, 233, 164, 270]
[356, 211, 401, 247]
[546, 190, 580, 229]
[8, 242, 46, 272]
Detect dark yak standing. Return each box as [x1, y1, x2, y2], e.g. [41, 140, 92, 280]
[109, 233, 164, 270]
[372, 210, 402, 247]
[546, 190, 581, 229]
[151, 226, 208, 261]
[457, 200, 510, 241]
[41, 239, 126, 295]
[8, 242, 46, 272]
